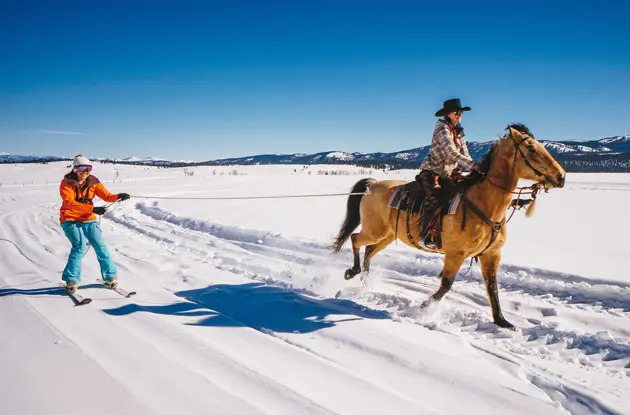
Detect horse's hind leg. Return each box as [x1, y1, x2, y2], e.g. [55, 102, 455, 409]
[422, 252, 466, 307]
[479, 252, 515, 330]
[345, 231, 384, 280]
[363, 234, 395, 273]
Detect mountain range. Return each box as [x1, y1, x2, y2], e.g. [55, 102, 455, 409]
[2, 135, 630, 172]
[209, 135, 630, 166]
[0, 153, 66, 163]
[190, 135, 630, 172]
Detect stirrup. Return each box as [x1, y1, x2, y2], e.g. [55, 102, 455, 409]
[422, 235, 438, 250]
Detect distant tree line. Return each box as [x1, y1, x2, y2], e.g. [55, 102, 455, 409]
[553, 151, 630, 172]
[5, 151, 630, 172]
[0, 158, 70, 165]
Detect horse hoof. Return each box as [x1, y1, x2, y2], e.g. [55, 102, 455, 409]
[494, 318, 516, 330]
[420, 298, 435, 309]
[344, 269, 358, 280]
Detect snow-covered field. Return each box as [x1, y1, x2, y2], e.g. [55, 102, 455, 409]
[1, 162, 628, 415]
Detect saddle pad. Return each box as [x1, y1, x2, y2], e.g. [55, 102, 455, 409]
[448, 193, 461, 215]
[388, 184, 424, 214]
[387, 186, 406, 210]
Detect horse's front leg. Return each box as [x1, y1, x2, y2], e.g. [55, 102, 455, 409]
[479, 251, 515, 330]
[422, 252, 466, 307]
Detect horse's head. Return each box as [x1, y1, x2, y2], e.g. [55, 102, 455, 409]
[503, 124, 566, 188]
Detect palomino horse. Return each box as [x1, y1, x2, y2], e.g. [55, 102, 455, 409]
[332, 124, 566, 329]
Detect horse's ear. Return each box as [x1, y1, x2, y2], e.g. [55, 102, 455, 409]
[507, 126, 523, 139]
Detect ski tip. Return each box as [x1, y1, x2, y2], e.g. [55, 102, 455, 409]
[78, 298, 92, 305]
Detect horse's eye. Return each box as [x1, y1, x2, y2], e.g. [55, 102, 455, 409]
[527, 145, 536, 153]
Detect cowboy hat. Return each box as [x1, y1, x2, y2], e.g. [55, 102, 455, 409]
[435, 98, 471, 117]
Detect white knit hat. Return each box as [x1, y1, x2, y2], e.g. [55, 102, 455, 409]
[72, 154, 92, 170]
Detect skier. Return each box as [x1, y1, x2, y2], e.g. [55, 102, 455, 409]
[59, 155, 130, 293]
[417, 98, 476, 249]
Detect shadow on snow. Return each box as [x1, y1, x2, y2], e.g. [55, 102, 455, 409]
[0, 283, 105, 299]
[104, 282, 389, 334]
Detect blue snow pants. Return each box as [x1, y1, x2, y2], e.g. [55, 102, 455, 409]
[61, 221, 117, 283]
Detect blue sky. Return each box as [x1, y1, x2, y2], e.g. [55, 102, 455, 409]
[1, 0, 628, 160]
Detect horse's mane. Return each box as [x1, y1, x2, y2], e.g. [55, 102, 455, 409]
[470, 124, 534, 176]
[507, 123, 533, 137]
[456, 124, 533, 191]
[456, 141, 497, 191]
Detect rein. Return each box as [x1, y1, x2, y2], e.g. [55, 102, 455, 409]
[460, 132, 548, 259]
[460, 191, 505, 257]
[480, 134, 547, 195]
[482, 174, 540, 196]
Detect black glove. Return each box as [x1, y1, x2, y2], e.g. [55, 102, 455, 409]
[471, 162, 485, 175]
[93, 206, 107, 215]
[117, 193, 130, 201]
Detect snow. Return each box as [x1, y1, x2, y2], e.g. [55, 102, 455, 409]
[325, 151, 355, 161]
[541, 142, 615, 154]
[120, 156, 171, 162]
[574, 145, 600, 152]
[0, 153, 64, 162]
[1, 162, 629, 415]
[542, 142, 578, 153]
[600, 136, 630, 144]
[395, 152, 417, 160]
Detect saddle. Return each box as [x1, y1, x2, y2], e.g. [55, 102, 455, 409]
[387, 180, 425, 214]
[388, 176, 458, 250]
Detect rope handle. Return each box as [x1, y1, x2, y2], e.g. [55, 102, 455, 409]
[125, 192, 371, 201]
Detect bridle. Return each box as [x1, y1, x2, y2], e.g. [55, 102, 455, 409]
[459, 131, 549, 261]
[512, 136, 547, 179]
[482, 132, 548, 196]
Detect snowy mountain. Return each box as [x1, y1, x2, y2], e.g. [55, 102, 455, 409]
[596, 135, 630, 151]
[122, 156, 165, 162]
[208, 135, 630, 172]
[0, 153, 195, 165]
[0, 153, 67, 163]
[2, 135, 629, 171]
[96, 156, 196, 166]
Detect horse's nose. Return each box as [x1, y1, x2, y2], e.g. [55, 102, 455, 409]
[557, 173, 565, 188]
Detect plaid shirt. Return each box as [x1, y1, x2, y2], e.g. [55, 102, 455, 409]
[420, 119, 473, 178]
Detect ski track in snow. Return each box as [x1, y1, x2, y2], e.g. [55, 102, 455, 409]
[1, 170, 629, 415]
[105, 201, 630, 404]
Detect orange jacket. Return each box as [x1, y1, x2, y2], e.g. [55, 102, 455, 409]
[59, 172, 119, 223]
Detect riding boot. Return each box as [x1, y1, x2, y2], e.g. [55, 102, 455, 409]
[420, 203, 438, 249]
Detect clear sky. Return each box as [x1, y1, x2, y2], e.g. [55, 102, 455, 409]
[1, 0, 628, 160]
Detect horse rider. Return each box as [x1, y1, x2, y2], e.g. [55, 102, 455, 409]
[417, 98, 475, 249]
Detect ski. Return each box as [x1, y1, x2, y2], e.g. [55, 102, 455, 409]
[59, 284, 92, 305]
[96, 279, 137, 298]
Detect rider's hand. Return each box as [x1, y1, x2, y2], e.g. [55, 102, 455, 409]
[93, 206, 106, 215]
[471, 162, 485, 175]
[117, 193, 130, 201]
